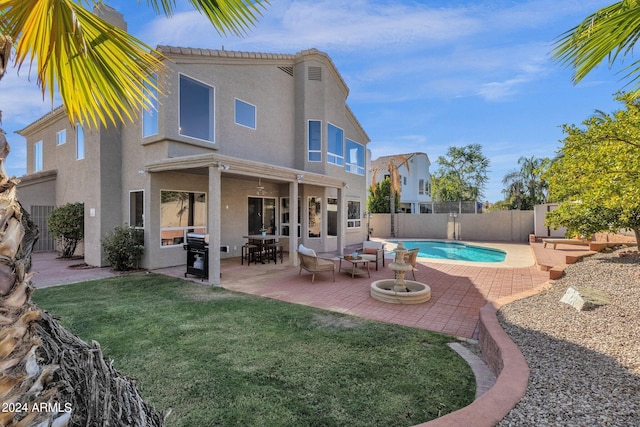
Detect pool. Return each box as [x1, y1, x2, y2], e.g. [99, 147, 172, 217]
[392, 240, 506, 263]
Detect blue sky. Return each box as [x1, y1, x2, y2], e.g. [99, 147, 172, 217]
[0, 0, 629, 202]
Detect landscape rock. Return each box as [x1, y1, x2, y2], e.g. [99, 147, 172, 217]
[560, 286, 611, 311]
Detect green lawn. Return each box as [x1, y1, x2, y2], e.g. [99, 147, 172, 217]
[33, 274, 475, 427]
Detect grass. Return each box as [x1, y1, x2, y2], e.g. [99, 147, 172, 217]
[33, 274, 475, 426]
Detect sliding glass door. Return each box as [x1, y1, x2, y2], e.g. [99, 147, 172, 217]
[248, 197, 276, 235]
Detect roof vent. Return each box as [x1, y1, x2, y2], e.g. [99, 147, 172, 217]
[278, 66, 294, 77]
[308, 66, 322, 81]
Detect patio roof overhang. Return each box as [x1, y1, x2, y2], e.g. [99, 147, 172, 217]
[144, 153, 346, 188]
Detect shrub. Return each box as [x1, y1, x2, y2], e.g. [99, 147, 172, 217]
[102, 226, 144, 271]
[48, 202, 84, 258]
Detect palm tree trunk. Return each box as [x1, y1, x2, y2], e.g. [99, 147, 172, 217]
[390, 191, 396, 238]
[0, 127, 164, 425]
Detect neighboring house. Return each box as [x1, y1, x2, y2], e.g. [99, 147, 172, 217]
[16, 7, 370, 285]
[370, 152, 432, 214]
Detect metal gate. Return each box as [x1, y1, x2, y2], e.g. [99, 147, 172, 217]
[30, 205, 56, 252]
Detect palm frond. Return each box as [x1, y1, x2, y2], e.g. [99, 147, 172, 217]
[187, 0, 269, 36]
[1, 0, 164, 128]
[553, 1, 640, 96]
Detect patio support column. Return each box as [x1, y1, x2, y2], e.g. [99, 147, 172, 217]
[289, 181, 299, 266]
[208, 165, 222, 286]
[337, 187, 345, 256]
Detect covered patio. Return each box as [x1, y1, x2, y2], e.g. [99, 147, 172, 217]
[143, 152, 362, 285]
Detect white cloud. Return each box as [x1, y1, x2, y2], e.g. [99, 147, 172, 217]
[0, 69, 62, 177]
[140, 0, 483, 52]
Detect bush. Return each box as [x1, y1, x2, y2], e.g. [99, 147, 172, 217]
[102, 226, 144, 271]
[48, 202, 84, 258]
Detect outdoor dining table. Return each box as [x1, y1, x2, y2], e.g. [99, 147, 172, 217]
[242, 235, 281, 264]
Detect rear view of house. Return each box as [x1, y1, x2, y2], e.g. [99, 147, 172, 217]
[16, 7, 370, 285]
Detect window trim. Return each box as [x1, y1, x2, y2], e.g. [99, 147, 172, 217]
[234, 98, 257, 130]
[178, 73, 215, 143]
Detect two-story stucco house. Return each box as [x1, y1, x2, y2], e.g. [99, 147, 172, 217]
[370, 152, 432, 214]
[16, 7, 369, 285]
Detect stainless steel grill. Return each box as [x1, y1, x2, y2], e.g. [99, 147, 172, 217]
[183, 233, 209, 280]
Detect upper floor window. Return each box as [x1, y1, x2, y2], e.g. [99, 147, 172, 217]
[308, 120, 321, 162]
[76, 124, 84, 160]
[34, 141, 43, 172]
[327, 123, 344, 166]
[56, 130, 66, 145]
[346, 139, 364, 175]
[179, 74, 214, 142]
[419, 179, 425, 195]
[143, 77, 158, 137]
[347, 201, 361, 228]
[235, 99, 256, 129]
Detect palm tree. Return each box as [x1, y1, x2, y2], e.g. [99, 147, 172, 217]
[370, 155, 410, 238]
[502, 169, 524, 209]
[501, 156, 550, 210]
[0, 1, 267, 425]
[553, 1, 640, 98]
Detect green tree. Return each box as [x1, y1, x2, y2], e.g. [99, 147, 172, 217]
[432, 144, 489, 202]
[370, 155, 409, 237]
[553, 1, 640, 98]
[48, 202, 84, 258]
[367, 178, 399, 214]
[501, 156, 550, 210]
[0, 1, 267, 425]
[544, 95, 640, 243]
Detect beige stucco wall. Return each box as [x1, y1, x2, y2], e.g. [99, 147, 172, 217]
[370, 211, 534, 242]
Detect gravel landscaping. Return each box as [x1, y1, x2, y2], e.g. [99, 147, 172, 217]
[497, 247, 640, 426]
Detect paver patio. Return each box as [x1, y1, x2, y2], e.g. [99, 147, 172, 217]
[32, 241, 595, 340]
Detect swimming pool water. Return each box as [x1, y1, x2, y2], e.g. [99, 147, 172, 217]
[393, 241, 506, 262]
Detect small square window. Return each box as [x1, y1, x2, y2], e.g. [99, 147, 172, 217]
[56, 130, 66, 145]
[235, 99, 256, 129]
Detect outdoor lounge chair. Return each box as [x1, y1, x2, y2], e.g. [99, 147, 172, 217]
[542, 238, 590, 250]
[297, 245, 335, 284]
[358, 241, 385, 271]
[403, 248, 419, 280]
